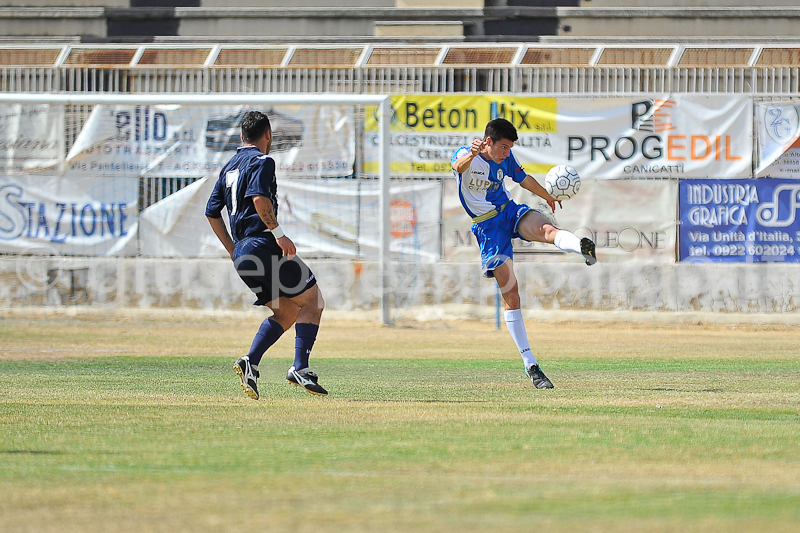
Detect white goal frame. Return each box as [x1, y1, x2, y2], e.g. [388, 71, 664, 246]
[0, 93, 394, 325]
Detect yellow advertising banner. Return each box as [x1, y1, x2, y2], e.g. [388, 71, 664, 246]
[365, 95, 558, 133]
[364, 95, 558, 175]
[364, 94, 752, 179]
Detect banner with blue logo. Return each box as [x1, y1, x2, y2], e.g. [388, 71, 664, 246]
[755, 99, 800, 178]
[65, 104, 354, 179]
[679, 178, 800, 262]
[0, 175, 139, 256]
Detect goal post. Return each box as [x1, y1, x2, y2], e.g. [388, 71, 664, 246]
[0, 92, 394, 325]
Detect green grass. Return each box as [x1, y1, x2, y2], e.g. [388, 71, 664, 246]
[0, 314, 799, 532]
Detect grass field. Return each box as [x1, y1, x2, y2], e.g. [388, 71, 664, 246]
[1, 310, 799, 532]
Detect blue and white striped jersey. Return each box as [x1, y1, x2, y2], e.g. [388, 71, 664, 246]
[451, 146, 528, 218]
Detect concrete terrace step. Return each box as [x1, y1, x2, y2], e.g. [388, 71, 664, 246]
[0, 5, 798, 40]
[0, 6, 555, 40]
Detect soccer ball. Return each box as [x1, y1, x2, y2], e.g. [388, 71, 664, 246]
[545, 165, 581, 201]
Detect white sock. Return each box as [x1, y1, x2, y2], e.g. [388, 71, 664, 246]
[554, 230, 582, 254]
[504, 309, 537, 368]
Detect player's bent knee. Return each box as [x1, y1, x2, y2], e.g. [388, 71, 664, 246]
[542, 223, 560, 244]
[270, 305, 299, 328]
[293, 284, 324, 313]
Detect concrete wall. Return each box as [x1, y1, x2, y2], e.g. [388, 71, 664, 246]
[3, 257, 800, 316]
[200, 0, 394, 7]
[0, 3, 798, 41]
[580, 0, 800, 6]
[0, 0, 124, 5]
[177, 12, 377, 38]
[374, 21, 464, 37]
[0, 8, 106, 37]
[397, 0, 483, 7]
[560, 7, 800, 38]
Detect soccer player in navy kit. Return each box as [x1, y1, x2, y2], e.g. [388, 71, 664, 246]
[452, 118, 597, 389]
[206, 110, 327, 399]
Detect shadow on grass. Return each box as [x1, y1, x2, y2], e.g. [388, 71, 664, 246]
[638, 388, 724, 393]
[0, 450, 65, 455]
[338, 399, 488, 404]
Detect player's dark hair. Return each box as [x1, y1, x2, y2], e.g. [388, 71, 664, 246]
[241, 111, 271, 143]
[484, 118, 518, 143]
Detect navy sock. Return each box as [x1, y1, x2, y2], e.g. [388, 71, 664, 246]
[294, 323, 319, 371]
[247, 318, 284, 367]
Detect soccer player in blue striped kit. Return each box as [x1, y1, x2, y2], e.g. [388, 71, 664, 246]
[452, 118, 597, 389]
[206, 110, 327, 400]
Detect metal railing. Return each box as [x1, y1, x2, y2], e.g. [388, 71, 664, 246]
[3, 66, 800, 95]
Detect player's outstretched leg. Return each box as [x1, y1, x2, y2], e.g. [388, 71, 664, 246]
[234, 356, 260, 400]
[580, 237, 597, 266]
[517, 211, 597, 266]
[554, 230, 597, 266]
[525, 364, 554, 389]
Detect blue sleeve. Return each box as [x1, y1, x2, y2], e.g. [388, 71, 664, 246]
[205, 176, 226, 218]
[508, 152, 528, 183]
[244, 157, 276, 198]
[451, 146, 470, 165]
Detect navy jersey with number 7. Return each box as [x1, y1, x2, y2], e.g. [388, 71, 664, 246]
[205, 146, 278, 243]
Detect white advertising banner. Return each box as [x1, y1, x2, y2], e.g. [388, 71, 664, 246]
[444, 178, 677, 263]
[278, 179, 441, 261]
[66, 104, 355, 178]
[365, 95, 752, 179]
[141, 176, 442, 260]
[545, 179, 677, 262]
[139, 176, 224, 258]
[755, 99, 800, 178]
[0, 104, 64, 175]
[0, 175, 138, 256]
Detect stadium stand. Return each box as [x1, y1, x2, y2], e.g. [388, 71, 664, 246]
[1, 1, 800, 42]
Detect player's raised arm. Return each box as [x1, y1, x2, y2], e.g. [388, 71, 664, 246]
[452, 138, 487, 173]
[252, 195, 296, 259]
[520, 175, 561, 212]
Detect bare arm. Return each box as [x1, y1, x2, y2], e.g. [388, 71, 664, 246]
[452, 139, 487, 174]
[520, 175, 560, 212]
[252, 195, 296, 259]
[206, 216, 235, 259]
[252, 195, 280, 229]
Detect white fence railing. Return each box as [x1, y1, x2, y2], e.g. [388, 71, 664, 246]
[3, 66, 800, 95]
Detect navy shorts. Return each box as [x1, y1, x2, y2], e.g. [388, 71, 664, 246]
[471, 200, 532, 278]
[233, 236, 317, 306]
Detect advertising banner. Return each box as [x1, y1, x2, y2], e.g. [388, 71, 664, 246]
[755, 99, 800, 178]
[65, 104, 354, 179]
[679, 178, 800, 263]
[278, 179, 441, 261]
[138, 176, 224, 258]
[0, 104, 64, 175]
[0, 175, 138, 256]
[141, 176, 441, 260]
[365, 95, 752, 179]
[444, 178, 677, 263]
